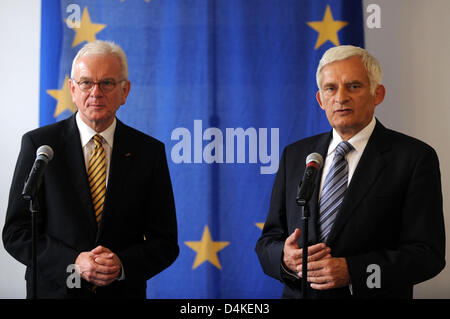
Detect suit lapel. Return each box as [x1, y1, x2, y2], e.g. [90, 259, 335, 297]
[62, 115, 98, 235]
[301, 132, 332, 244]
[96, 120, 133, 240]
[326, 120, 391, 245]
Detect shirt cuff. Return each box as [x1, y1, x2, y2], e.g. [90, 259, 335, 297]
[117, 265, 125, 281]
[280, 261, 300, 280]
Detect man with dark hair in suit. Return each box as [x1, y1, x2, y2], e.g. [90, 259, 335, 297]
[255, 45, 445, 298]
[3, 40, 179, 298]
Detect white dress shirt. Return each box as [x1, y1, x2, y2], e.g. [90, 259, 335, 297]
[318, 116, 376, 199]
[75, 113, 116, 185]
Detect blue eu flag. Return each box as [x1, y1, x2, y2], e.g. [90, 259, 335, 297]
[40, 0, 364, 298]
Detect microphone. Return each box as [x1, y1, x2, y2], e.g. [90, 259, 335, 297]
[22, 145, 54, 200]
[296, 153, 323, 206]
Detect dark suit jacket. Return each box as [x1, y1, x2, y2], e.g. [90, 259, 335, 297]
[255, 120, 445, 298]
[3, 114, 179, 298]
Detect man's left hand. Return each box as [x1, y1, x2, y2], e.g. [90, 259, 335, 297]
[299, 257, 350, 290]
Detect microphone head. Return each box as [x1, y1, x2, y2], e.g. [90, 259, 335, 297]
[36, 145, 54, 163]
[306, 152, 323, 169]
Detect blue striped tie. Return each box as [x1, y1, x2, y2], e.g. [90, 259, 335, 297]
[318, 141, 353, 242]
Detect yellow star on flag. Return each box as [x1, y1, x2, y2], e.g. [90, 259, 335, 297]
[185, 225, 230, 270]
[307, 5, 348, 50]
[70, 7, 106, 48]
[46, 75, 77, 117]
[255, 223, 264, 230]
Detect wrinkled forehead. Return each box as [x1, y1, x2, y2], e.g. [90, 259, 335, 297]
[320, 56, 370, 85]
[73, 54, 122, 80]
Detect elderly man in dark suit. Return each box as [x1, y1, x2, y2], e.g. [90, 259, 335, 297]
[3, 40, 179, 298]
[255, 45, 445, 298]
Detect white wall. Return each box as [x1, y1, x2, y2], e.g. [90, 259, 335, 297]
[364, 0, 450, 298]
[0, 1, 40, 298]
[0, 1, 448, 298]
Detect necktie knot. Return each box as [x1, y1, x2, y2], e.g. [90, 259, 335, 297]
[93, 134, 103, 147]
[335, 141, 353, 158]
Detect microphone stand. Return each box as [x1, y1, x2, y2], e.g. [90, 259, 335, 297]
[295, 154, 323, 299]
[23, 169, 43, 300]
[28, 197, 39, 299]
[21, 146, 53, 299]
[296, 196, 310, 299]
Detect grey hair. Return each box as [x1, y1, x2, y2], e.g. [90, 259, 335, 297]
[70, 40, 129, 80]
[316, 45, 382, 95]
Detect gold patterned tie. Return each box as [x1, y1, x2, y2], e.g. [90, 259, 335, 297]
[88, 134, 106, 225]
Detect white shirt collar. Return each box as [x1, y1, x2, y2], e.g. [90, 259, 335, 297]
[328, 116, 376, 156]
[75, 112, 116, 148]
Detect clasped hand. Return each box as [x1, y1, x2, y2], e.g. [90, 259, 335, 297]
[283, 228, 350, 290]
[75, 246, 122, 287]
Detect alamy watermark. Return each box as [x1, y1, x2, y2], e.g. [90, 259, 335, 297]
[66, 264, 81, 289]
[66, 4, 81, 29]
[170, 120, 279, 175]
[366, 264, 381, 289]
[366, 4, 381, 29]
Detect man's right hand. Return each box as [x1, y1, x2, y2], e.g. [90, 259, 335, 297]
[282, 228, 331, 276]
[74, 246, 121, 287]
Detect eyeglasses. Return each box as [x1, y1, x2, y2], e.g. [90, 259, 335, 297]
[73, 78, 127, 93]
